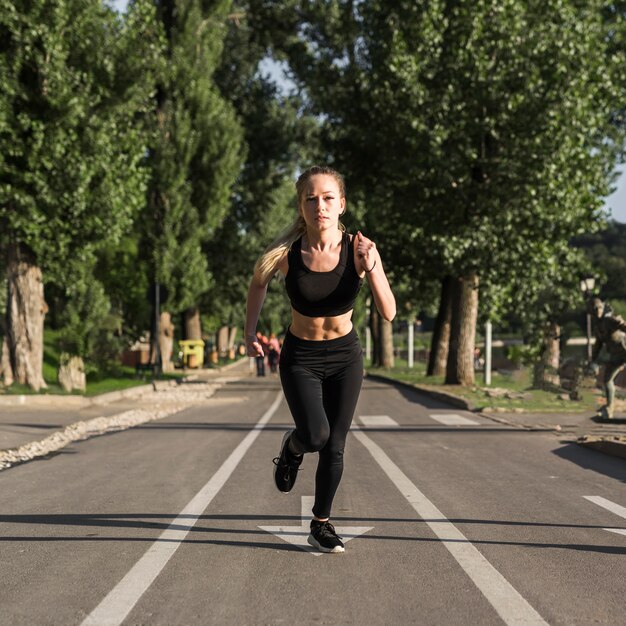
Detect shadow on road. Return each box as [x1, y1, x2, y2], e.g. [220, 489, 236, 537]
[552, 442, 626, 484]
[135, 422, 534, 434]
[363, 377, 467, 410]
[0, 513, 623, 554]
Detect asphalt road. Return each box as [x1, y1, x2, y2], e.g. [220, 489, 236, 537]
[1, 375, 625, 625]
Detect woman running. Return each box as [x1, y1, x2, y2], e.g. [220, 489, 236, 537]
[245, 165, 395, 553]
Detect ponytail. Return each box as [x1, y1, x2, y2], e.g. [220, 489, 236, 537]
[254, 215, 307, 284]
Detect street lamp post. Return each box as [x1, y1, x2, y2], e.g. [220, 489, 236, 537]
[579, 276, 595, 362]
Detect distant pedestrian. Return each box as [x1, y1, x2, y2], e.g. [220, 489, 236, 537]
[245, 165, 395, 553]
[255, 331, 267, 376]
[267, 333, 280, 373]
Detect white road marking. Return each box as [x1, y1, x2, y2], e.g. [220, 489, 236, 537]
[358, 415, 399, 428]
[259, 496, 373, 556]
[583, 495, 626, 519]
[583, 496, 626, 537]
[353, 429, 547, 626]
[81, 391, 284, 626]
[430, 413, 479, 426]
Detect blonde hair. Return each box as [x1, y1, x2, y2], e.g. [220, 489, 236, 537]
[254, 166, 346, 284]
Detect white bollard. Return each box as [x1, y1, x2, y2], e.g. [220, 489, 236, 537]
[408, 320, 414, 368]
[485, 321, 492, 386]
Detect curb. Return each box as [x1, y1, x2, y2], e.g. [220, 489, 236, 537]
[0, 359, 248, 408]
[0, 383, 156, 408]
[577, 435, 626, 460]
[365, 372, 551, 431]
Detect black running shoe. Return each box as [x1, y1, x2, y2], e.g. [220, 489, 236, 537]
[273, 430, 302, 493]
[308, 520, 345, 553]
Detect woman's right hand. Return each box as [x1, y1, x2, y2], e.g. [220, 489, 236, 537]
[246, 336, 264, 357]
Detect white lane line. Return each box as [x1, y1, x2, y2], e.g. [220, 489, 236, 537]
[353, 429, 547, 626]
[358, 415, 399, 428]
[583, 495, 626, 519]
[81, 390, 284, 626]
[430, 413, 479, 426]
[583, 496, 626, 536]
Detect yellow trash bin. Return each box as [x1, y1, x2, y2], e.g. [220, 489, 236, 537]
[179, 339, 205, 368]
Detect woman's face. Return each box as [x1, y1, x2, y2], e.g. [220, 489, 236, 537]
[299, 174, 345, 233]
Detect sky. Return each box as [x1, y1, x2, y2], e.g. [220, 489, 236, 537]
[110, 0, 626, 223]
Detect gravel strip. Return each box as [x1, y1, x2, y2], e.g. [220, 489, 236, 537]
[0, 382, 222, 471]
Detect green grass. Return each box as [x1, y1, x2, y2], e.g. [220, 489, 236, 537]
[0, 330, 212, 397]
[367, 359, 602, 414]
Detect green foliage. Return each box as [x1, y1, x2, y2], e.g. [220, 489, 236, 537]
[271, 0, 626, 331]
[0, 0, 159, 280]
[144, 0, 246, 313]
[574, 221, 626, 303]
[206, 2, 318, 333]
[56, 260, 126, 372]
[95, 233, 152, 337]
[505, 344, 540, 369]
[0, 0, 160, 363]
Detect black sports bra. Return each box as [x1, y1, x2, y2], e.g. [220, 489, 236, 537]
[285, 232, 362, 317]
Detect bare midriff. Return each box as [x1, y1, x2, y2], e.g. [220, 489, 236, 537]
[289, 308, 354, 341]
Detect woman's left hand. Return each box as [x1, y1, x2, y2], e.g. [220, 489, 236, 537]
[356, 231, 377, 273]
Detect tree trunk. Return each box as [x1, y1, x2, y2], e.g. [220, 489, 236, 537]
[160, 311, 175, 372]
[445, 271, 479, 386]
[427, 276, 453, 377]
[6, 243, 48, 390]
[369, 302, 381, 366]
[184, 307, 202, 340]
[228, 326, 237, 360]
[1, 335, 13, 386]
[379, 316, 394, 368]
[533, 321, 560, 389]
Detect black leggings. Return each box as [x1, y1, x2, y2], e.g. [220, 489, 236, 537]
[279, 328, 363, 519]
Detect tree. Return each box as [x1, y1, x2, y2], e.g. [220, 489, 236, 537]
[142, 0, 245, 359]
[0, 0, 159, 389]
[206, 1, 318, 337]
[271, 1, 626, 385]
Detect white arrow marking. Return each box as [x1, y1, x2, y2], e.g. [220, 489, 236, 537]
[583, 496, 626, 538]
[259, 496, 373, 556]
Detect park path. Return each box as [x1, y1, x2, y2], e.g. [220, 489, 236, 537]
[0, 372, 625, 625]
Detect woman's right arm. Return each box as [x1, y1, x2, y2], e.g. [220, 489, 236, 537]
[244, 252, 288, 357]
[245, 273, 269, 357]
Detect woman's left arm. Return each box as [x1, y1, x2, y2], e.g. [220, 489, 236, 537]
[355, 231, 396, 321]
